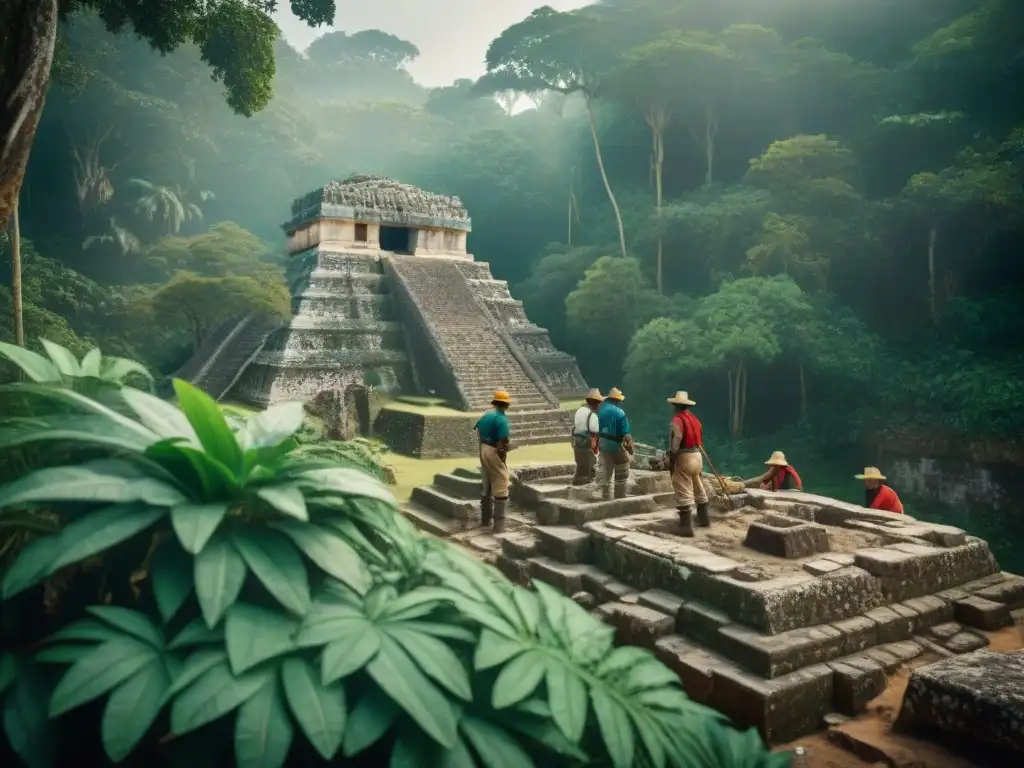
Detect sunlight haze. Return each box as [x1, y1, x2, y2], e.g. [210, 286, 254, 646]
[273, 0, 590, 85]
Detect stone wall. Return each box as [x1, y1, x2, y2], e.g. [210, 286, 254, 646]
[373, 408, 479, 458]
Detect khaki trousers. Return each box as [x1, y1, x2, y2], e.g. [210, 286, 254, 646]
[572, 436, 597, 485]
[598, 449, 630, 498]
[672, 451, 708, 507]
[480, 444, 509, 498]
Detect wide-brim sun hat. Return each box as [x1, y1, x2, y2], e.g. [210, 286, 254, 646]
[855, 466, 886, 481]
[492, 389, 512, 405]
[584, 388, 605, 402]
[606, 387, 625, 401]
[666, 391, 696, 406]
[765, 451, 788, 467]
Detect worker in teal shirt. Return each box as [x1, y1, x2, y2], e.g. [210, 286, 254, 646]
[596, 387, 634, 500]
[474, 389, 512, 533]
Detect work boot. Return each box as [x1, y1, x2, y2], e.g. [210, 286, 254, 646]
[480, 497, 493, 528]
[492, 498, 507, 534]
[601, 484, 612, 501]
[696, 502, 711, 528]
[677, 507, 695, 537]
[613, 482, 628, 500]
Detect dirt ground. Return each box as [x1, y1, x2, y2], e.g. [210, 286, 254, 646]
[775, 622, 1024, 767]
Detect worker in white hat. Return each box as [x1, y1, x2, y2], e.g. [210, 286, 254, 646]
[745, 451, 803, 491]
[665, 391, 709, 537]
[855, 467, 904, 514]
[571, 389, 604, 485]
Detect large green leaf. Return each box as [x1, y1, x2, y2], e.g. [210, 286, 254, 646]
[281, 657, 346, 760]
[168, 649, 228, 698]
[79, 348, 102, 377]
[120, 387, 201, 446]
[48, 504, 166, 573]
[41, 340, 81, 377]
[101, 658, 173, 762]
[342, 689, 399, 757]
[168, 620, 223, 651]
[254, 485, 308, 521]
[86, 606, 164, 648]
[0, 419, 156, 454]
[224, 603, 299, 675]
[173, 379, 244, 473]
[239, 402, 305, 451]
[46, 619, 122, 644]
[0, 341, 60, 382]
[295, 603, 365, 648]
[152, 538, 194, 624]
[9, 384, 159, 443]
[1, 533, 65, 598]
[385, 626, 472, 701]
[365, 635, 459, 748]
[194, 533, 247, 628]
[0, 466, 185, 509]
[322, 625, 381, 684]
[491, 650, 546, 709]
[48, 637, 159, 717]
[170, 658, 271, 734]
[2, 662, 56, 768]
[474, 630, 526, 671]
[546, 659, 588, 743]
[172, 501, 229, 555]
[293, 467, 398, 509]
[230, 529, 311, 616]
[102, 357, 154, 386]
[272, 520, 371, 595]
[460, 715, 535, 768]
[235, 674, 294, 768]
[591, 686, 636, 768]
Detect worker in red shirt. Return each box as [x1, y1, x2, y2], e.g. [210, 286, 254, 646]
[665, 391, 709, 537]
[855, 466, 904, 514]
[746, 451, 803, 491]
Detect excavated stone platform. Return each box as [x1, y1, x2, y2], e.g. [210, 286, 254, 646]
[400, 462, 1023, 746]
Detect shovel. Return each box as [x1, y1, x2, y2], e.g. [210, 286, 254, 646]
[697, 445, 737, 510]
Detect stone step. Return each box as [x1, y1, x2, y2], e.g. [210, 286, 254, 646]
[499, 531, 539, 559]
[535, 526, 592, 564]
[535, 494, 664, 527]
[409, 485, 478, 522]
[453, 466, 482, 480]
[434, 472, 481, 499]
[401, 502, 462, 537]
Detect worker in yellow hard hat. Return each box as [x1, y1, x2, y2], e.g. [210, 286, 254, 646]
[596, 387, 633, 500]
[474, 389, 513, 533]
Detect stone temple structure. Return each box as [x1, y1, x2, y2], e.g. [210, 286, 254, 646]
[177, 175, 587, 449]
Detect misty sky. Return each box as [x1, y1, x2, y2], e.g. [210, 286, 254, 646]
[273, 1, 589, 87]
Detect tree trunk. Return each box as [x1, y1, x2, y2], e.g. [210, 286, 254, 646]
[798, 361, 807, 422]
[584, 94, 627, 259]
[10, 198, 24, 346]
[567, 173, 574, 246]
[727, 368, 733, 436]
[737, 358, 747, 439]
[730, 359, 745, 440]
[652, 113, 666, 293]
[0, 0, 59, 228]
[704, 103, 718, 186]
[927, 222, 939, 326]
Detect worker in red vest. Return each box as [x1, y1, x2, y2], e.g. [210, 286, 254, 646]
[665, 391, 709, 537]
[855, 466, 904, 514]
[746, 451, 803, 491]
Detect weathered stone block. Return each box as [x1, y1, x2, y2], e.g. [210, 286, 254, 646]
[853, 540, 999, 603]
[695, 567, 883, 635]
[535, 526, 592, 564]
[821, 553, 856, 567]
[862, 647, 902, 674]
[896, 650, 1024, 759]
[528, 557, 600, 595]
[499, 532, 538, 560]
[638, 589, 685, 618]
[883, 641, 924, 664]
[587, 524, 696, 596]
[953, 595, 1012, 630]
[944, 631, 989, 654]
[595, 602, 674, 647]
[716, 624, 844, 678]
[863, 606, 911, 644]
[653, 635, 729, 704]
[829, 659, 886, 715]
[743, 515, 830, 559]
[582, 571, 638, 603]
[571, 591, 596, 609]
[495, 554, 531, 586]
[900, 595, 954, 629]
[889, 602, 921, 634]
[975, 578, 1024, 610]
[830, 615, 879, 656]
[678, 601, 731, 646]
[803, 559, 844, 576]
[710, 663, 835, 745]
[928, 621, 962, 640]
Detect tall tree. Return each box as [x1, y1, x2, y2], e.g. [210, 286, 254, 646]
[10, 199, 24, 346]
[0, 0, 337, 230]
[483, 6, 629, 259]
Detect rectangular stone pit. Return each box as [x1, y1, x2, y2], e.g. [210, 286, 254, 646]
[743, 514, 831, 559]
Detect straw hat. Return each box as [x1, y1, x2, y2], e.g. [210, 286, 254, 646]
[584, 388, 605, 402]
[854, 466, 886, 481]
[606, 387, 625, 401]
[666, 391, 696, 406]
[491, 389, 512, 405]
[765, 451, 788, 467]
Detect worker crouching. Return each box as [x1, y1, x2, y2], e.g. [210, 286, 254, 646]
[856, 466, 904, 514]
[597, 387, 633, 500]
[665, 391, 709, 537]
[748, 451, 803, 491]
[475, 389, 513, 533]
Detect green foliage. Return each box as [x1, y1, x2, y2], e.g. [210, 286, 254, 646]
[0, 342, 785, 767]
[0, 339, 151, 389]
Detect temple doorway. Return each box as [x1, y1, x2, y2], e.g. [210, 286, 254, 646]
[380, 225, 415, 254]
